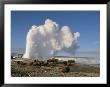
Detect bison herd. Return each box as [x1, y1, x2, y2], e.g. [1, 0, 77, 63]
[15, 58, 75, 73]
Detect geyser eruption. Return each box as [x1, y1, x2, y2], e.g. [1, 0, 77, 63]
[23, 19, 80, 59]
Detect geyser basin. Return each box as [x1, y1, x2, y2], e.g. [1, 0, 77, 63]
[23, 19, 80, 59]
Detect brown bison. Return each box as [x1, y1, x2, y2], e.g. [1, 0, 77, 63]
[67, 60, 75, 66]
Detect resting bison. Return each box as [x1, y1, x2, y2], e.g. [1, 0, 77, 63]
[31, 60, 48, 66]
[17, 61, 27, 65]
[47, 58, 58, 63]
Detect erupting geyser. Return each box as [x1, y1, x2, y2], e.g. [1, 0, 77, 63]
[23, 19, 80, 60]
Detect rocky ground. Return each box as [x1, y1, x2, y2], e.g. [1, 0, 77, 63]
[11, 58, 100, 77]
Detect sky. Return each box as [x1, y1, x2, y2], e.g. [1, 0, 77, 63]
[11, 11, 100, 58]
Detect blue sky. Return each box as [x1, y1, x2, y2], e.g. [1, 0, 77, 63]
[11, 11, 100, 58]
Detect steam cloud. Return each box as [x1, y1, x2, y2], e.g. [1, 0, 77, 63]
[23, 19, 80, 60]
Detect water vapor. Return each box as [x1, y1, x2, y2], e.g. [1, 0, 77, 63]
[23, 19, 80, 59]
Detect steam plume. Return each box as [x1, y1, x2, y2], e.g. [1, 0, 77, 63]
[23, 19, 80, 59]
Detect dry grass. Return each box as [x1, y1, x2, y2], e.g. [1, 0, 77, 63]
[11, 59, 100, 77]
